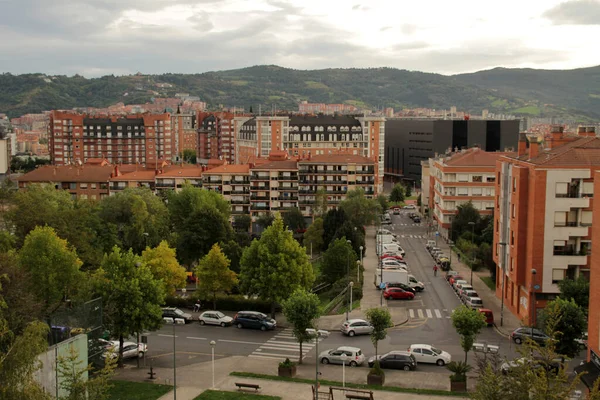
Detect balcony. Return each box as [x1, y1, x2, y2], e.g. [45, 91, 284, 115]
[299, 200, 315, 205]
[205, 179, 222, 184]
[231, 190, 249, 195]
[278, 174, 298, 181]
[277, 196, 298, 201]
[278, 186, 299, 191]
[251, 175, 270, 181]
[554, 195, 590, 209]
[250, 196, 269, 201]
[355, 180, 375, 185]
[250, 185, 269, 191]
[156, 182, 176, 188]
[356, 169, 375, 174]
[230, 200, 250, 205]
[252, 205, 270, 210]
[231, 179, 248, 184]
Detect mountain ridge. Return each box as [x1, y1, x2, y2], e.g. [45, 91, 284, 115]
[1, 64, 599, 120]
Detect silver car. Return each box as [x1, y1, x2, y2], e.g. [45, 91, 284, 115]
[319, 346, 365, 366]
[340, 319, 373, 337]
[199, 311, 233, 327]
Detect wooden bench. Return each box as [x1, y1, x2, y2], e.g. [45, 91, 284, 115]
[345, 394, 371, 400]
[235, 382, 260, 392]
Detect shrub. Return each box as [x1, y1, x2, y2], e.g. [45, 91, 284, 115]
[279, 358, 296, 368]
[164, 294, 279, 313]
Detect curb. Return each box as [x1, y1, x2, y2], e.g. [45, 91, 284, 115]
[493, 324, 511, 339]
[393, 313, 410, 327]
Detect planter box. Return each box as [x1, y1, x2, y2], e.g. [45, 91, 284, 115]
[278, 366, 296, 378]
[367, 373, 385, 386]
[450, 379, 467, 392]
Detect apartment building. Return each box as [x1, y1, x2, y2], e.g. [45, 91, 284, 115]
[155, 165, 203, 192]
[298, 154, 375, 216]
[428, 147, 513, 239]
[49, 111, 172, 166]
[202, 164, 251, 215]
[171, 108, 197, 157]
[493, 127, 598, 326]
[17, 164, 113, 199]
[250, 157, 299, 218]
[234, 114, 385, 194]
[197, 112, 236, 164]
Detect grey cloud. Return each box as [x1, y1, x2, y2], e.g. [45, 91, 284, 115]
[187, 12, 215, 32]
[400, 24, 417, 35]
[543, 0, 600, 25]
[391, 41, 430, 51]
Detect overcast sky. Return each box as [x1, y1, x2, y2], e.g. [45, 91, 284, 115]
[1, 0, 600, 77]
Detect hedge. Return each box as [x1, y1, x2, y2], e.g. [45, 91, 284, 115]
[164, 294, 279, 314]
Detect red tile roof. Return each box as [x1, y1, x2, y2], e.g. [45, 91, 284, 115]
[111, 170, 156, 181]
[444, 148, 515, 167]
[18, 165, 113, 183]
[158, 166, 203, 178]
[299, 154, 374, 164]
[251, 160, 298, 170]
[513, 137, 600, 166]
[203, 164, 250, 174]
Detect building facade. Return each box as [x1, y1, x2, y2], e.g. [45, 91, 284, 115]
[171, 109, 197, 158]
[17, 165, 113, 199]
[493, 127, 597, 326]
[49, 111, 172, 166]
[202, 164, 251, 215]
[428, 147, 513, 239]
[384, 119, 520, 182]
[197, 112, 236, 164]
[234, 115, 385, 194]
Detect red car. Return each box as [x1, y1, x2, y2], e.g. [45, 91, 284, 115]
[380, 254, 403, 261]
[449, 275, 463, 286]
[383, 288, 415, 300]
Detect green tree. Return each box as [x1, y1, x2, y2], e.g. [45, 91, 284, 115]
[282, 207, 306, 232]
[282, 289, 321, 364]
[99, 187, 170, 254]
[0, 178, 15, 231]
[196, 244, 238, 310]
[365, 307, 392, 361]
[18, 226, 83, 315]
[376, 194, 389, 214]
[167, 185, 230, 229]
[0, 232, 15, 254]
[312, 188, 328, 218]
[479, 215, 494, 245]
[451, 305, 486, 363]
[240, 214, 314, 317]
[321, 238, 357, 284]
[255, 213, 275, 231]
[404, 183, 412, 198]
[539, 297, 586, 357]
[323, 208, 347, 247]
[93, 247, 165, 367]
[303, 218, 324, 254]
[557, 276, 589, 310]
[389, 184, 405, 202]
[57, 345, 116, 400]
[141, 241, 187, 295]
[333, 221, 365, 256]
[181, 149, 197, 164]
[219, 240, 244, 274]
[233, 214, 252, 232]
[340, 188, 381, 227]
[451, 201, 481, 242]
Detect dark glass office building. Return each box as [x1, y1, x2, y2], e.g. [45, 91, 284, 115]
[384, 119, 520, 181]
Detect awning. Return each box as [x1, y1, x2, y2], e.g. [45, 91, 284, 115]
[575, 362, 600, 389]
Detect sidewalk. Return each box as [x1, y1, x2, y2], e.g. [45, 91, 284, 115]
[432, 236, 522, 336]
[114, 355, 468, 400]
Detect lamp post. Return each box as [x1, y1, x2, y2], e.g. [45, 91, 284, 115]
[210, 340, 216, 389]
[498, 242, 507, 327]
[468, 221, 476, 284]
[359, 246, 363, 283]
[173, 321, 177, 400]
[306, 329, 330, 400]
[346, 240, 351, 321]
[341, 353, 348, 388]
[531, 269, 537, 328]
[349, 282, 354, 313]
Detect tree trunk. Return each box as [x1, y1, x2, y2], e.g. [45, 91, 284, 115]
[118, 334, 124, 368]
[271, 301, 276, 319]
[213, 292, 217, 310]
[464, 351, 468, 364]
[375, 342, 378, 360]
[299, 341, 303, 364]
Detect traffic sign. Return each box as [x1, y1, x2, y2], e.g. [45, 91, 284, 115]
[435, 232, 440, 236]
[533, 284, 540, 290]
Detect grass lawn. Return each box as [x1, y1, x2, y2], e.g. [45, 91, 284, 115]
[480, 276, 496, 291]
[336, 300, 361, 315]
[194, 390, 281, 399]
[107, 380, 172, 400]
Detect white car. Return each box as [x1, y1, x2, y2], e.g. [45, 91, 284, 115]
[453, 280, 468, 292]
[104, 341, 147, 359]
[376, 228, 396, 237]
[199, 311, 233, 327]
[407, 344, 451, 366]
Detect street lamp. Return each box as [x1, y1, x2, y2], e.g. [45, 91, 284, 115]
[349, 282, 354, 313]
[341, 353, 348, 388]
[210, 340, 216, 389]
[498, 242, 507, 327]
[306, 329, 330, 400]
[468, 221, 476, 284]
[359, 246, 363, 283]
[531, 269, 537, 328]
[346, 239, 351, 321]
[173, 320, 177, 400]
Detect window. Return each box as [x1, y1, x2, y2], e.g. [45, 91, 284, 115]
[472, 175, 482, 182]
[486, 176, 496, 183]
[552, 269, 565, 283]
[457, 174, 468, 182]
[80, 183, 88, 189]
[69, 183, 76, 190]
[513, 177, 517, 192]
[583, 182, 594, 197]
[457, 187, 468, 196]
[581, 211, 592, 226]
[555, 182, 568, 197]
[512, 204, 516, 218]
[554, 212, 567, 227]
[472, 188, 482, 196]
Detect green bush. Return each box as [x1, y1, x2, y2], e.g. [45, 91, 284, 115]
[164, 294, 278, 313]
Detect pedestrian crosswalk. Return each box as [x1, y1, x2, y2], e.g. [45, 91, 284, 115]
[398, 234, 427, 239]
[393, 223, 422, 227]
[249, 329, 323, 361]
[408, 309, 451, 320]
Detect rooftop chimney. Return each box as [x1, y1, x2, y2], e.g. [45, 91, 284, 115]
[527, 134, 543, 159]
[517, 132, 528, 156]
[578, 126, 597, 137]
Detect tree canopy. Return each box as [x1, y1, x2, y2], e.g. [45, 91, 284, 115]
[239, 214, 314, 316]
[389, 184, 405, 202]
[340, 188, 381, 227]
[539, 297, 587, 357]
[451, 201, 481, 242]
[451, 305, 486, 363]
[303, 217, 324, 254]
[365, 307, 392, 361]
[196, 243, 238, 309]
[557, 276, 589, 311]
[282, 289, 321, 364]
[282, 207, 306, 232]
[141, 241, 187, 295]
[321, 238, 357, 284]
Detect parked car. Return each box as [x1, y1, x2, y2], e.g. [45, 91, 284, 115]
[199, 311, 233, 327]
[233, 311, 276, 331]
[413, 217, 421, 223]
[318, 346, 365, 366]
[452, 280, 468, 292]
[429, 247, 442, 254]
[104, 341, 147, 360]
[449, 276, 465, 286]
[511, 327, 551, 345]
[501, 356, 568, 375]
[576, 332, 589, 349]
[384, 282, 416, 294]
[455, 282, 471, 294]
[393, 208, 400, 215]
[407, 344, 452, 366]
[340, 319, 373, 337]
[162, 307, 194, 324]
[461, 290, 479, 302]
[478, 309, 494, 326]
[458, 285, 474, 297]
[368, 351, 416, 370]
[381, 218, 392, 225]
[380, 254, 403, 261]
[376, 228, 395, 237]
[403, 204, 416, 209]
[465, 297, 483, 309]
[383, 287, 415, 300]
[445, 271, 460, 281]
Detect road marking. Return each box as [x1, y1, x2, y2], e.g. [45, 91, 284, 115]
[262, 342, 304, 349]
[426, 309, 433, 318]
[260, 346, 301, 352]
[218, 339, 264, 345]
[158, 334, 177, 338]
[409, 309, 415, 318]
[417, 309, 424, 319]
[186, 336, 207, 340]
[435, 309, 442, 318]
[249, 354, 291, 361]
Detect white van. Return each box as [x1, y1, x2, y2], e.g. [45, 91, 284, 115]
[381, 243, 405, 257]
[377, 234, 398, 245]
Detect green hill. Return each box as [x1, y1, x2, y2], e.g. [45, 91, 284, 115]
[1, 65, 598, 120]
